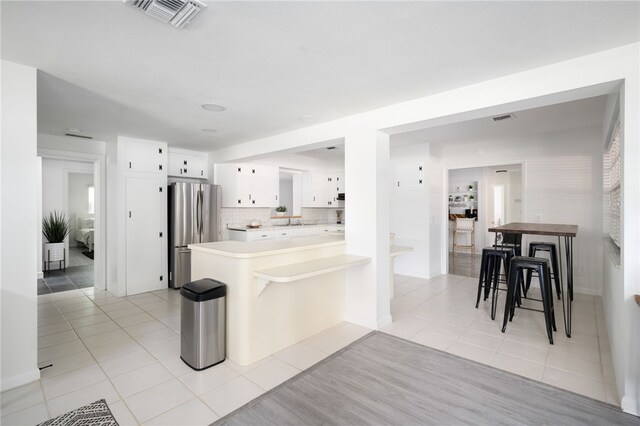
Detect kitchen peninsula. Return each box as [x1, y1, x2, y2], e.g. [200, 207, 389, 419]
[189, 235, 369, 365]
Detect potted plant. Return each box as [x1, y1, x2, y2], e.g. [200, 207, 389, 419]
[42, 210, 70, 263]
[468, 184, 474, 191]
[275, 205, 288, 216]
[469, 195, 475, 201]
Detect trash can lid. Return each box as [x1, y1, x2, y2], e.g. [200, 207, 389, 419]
[181, 278, 227, 302]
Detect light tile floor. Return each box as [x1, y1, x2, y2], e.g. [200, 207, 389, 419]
[384, 273, 618, 406]
[1, 288, 370, 425]
[1, 274, 618, 425]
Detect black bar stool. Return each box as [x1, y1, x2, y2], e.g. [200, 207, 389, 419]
[525, 242, 561, 300]
[494, 233, 522, 256]
[502, 256, 556, 344]
[476, 246, 516, 320]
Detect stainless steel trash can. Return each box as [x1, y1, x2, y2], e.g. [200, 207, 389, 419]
[180, 279, 226, 370]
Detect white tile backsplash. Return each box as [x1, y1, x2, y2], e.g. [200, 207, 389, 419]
[220, 208, 343, 240]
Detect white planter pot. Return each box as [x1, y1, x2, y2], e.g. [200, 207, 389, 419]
[44, 242, 65, 262]
[276, 212, 286, 216]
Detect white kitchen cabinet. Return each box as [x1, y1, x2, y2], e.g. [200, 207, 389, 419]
[125, 176, 165, 294]
[228, 229, 275, 242]
[125, 138, 166, 173]
[302, 171, 336, 207]
[107, 136, 168, 297]
[168, 151, 208, 179]
[216, 163, 278, 208]
[303, 170, 344, 208]
[393, 161, 424, 190]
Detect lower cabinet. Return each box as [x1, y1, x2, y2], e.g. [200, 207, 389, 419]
[228, 225, 344, 242]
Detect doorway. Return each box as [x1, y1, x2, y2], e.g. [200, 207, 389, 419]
[38, 157, 101, 294]
[447, 163, 523, 278]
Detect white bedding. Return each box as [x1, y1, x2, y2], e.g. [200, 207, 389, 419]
[76, 228, 94, 249]
[75, 215, 94, 250]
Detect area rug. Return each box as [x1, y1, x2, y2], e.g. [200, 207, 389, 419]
[38, 399, 118, 426]
[215, 332, 637, 425]
[82, 251, 94, 260]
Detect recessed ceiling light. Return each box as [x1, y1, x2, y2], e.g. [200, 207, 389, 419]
[202, 129, 217, 133]
[201, 104, 226, 112]
[299, 116, 316, 123]
[326, 146, 337, 150]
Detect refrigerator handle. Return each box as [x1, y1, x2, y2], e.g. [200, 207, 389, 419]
[198, 189, 203, 240]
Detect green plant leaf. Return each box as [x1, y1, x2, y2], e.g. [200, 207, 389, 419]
[42, 210, 70, 243]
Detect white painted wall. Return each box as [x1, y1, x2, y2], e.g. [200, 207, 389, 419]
[0, 60, 40, 391]
[389, 143, 429, 278]
[41, 159, 93, 262]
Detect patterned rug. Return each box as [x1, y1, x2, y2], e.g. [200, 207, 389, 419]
[38, 399, 118, 426]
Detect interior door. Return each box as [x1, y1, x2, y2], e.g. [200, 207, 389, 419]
[126, 177, 163, 295]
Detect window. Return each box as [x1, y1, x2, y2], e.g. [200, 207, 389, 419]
[604, 121, 621, 248]
[88, 186, 95, 214]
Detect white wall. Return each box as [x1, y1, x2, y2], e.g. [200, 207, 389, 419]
[0, 60, 40, 391]
[68, 172, 94, 247]
[41, 159, 93, 265]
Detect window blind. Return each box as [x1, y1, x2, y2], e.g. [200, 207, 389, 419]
[604, 122, 621, 248]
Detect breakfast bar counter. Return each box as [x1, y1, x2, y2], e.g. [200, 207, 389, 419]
[189, 235, 366, 365]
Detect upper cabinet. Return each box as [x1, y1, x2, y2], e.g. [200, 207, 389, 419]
[168, 148, 208, 179]
[125, 138, 167, 174]
[393, 160, 424, 190]
[302, 170, 344, 208]
[215, 163, 279, 208]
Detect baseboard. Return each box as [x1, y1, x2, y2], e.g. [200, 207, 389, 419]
[621, 395, 639, 417]
[1, 369, 41, 392]
[343, 313, 379, 330]
[36, 272, 43, 279]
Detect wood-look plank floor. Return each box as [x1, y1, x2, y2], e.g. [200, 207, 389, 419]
[215, 332, 637, 426]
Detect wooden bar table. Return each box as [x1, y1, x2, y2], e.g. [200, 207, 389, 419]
[488, 222, 578, 337]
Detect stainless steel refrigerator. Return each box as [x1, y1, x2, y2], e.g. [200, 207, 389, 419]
[168, 182, 222, 289]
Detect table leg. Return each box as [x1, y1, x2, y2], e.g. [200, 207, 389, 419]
[557, 235, 572, 338]
[565, 236, 573, 336]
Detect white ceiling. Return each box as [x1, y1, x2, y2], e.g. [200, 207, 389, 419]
[2, 1, 638, 151]
[391, 95, 609, 147]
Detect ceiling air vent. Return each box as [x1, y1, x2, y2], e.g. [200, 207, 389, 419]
[491, 113, 516, 122]
[64, 133, 93, 140]
[125, 0, 207, 28]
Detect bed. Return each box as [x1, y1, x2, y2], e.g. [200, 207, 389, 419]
[75, 215, 94, 251]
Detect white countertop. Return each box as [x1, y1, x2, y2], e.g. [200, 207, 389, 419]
[228, 223, 344, 233]
[189, 235, 346, 259]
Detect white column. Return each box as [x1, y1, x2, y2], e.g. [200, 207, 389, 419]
[1, 60, 40, 391]
[344, 129, 391, 329]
